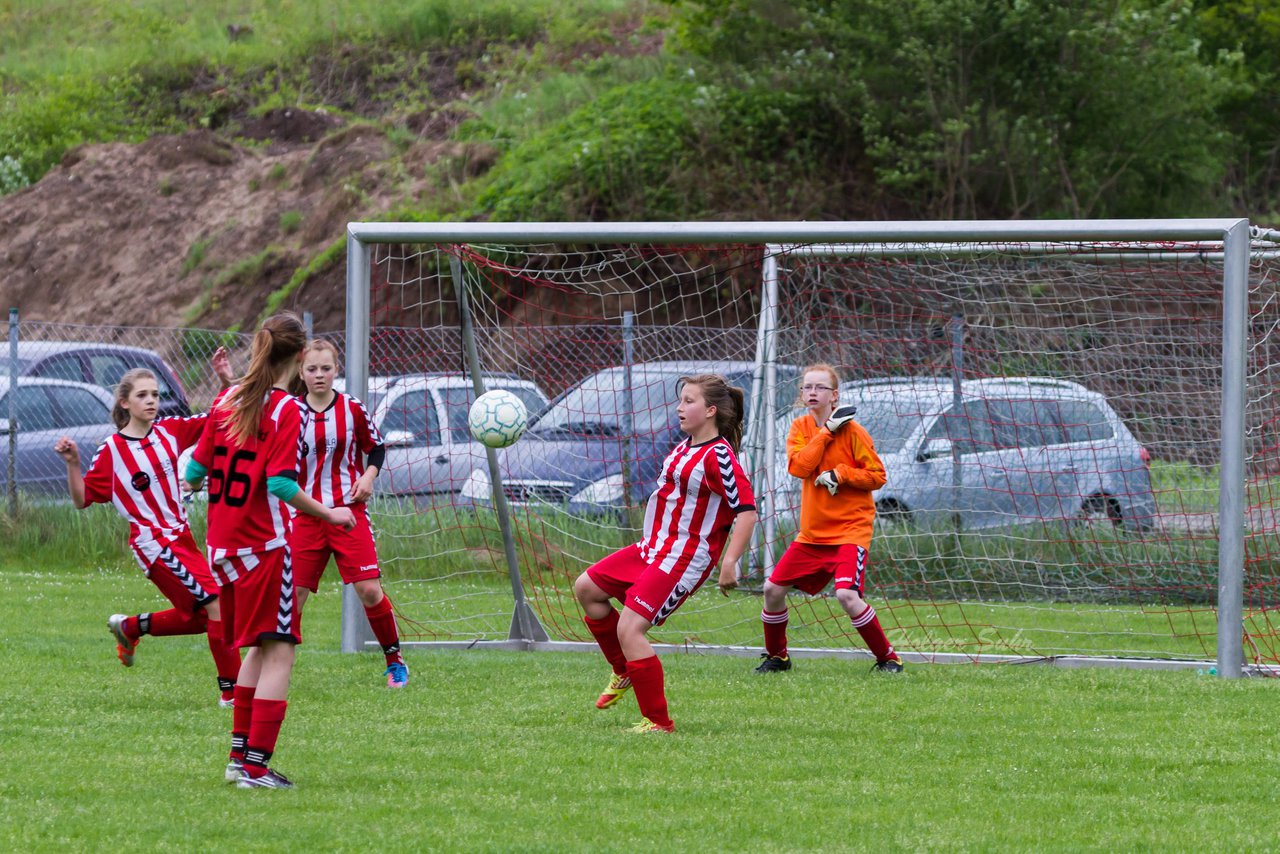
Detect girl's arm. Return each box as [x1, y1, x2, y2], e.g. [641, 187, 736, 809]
[270, 477, 356, 530]
[53, 437, 87, 509]
[832, 423, 887, 491]
[717, 510, 759, 595]
[787, 421, 832, 479]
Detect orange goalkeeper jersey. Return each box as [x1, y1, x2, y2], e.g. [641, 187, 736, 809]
[786, 414, 887, 547]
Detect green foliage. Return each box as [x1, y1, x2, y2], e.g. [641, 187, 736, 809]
[278, 209, 303, 234]
[179, 236, 212, 279]
[260, 236, 346, 321]
[473, 74, 842, 219]
[0, 154, 28, 195]
[0, 70, 179, 181]
[664, 0, 1244, 218]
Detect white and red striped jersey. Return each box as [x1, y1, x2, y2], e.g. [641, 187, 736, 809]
[83, 414, 207, 571]
[193, 386, 304, 563]
[299, 392, 382, 507]
[638, 435, 755, 578]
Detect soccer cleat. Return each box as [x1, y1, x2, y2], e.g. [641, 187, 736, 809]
[595, 673, 632, 709]
[219, 695, 235, 709]
[385, 661, 409, 688]
[224, 759, 244, 783]
[236, 767, 294, 789]
[872, 658, 905, 674]
[754, 653, 792, 674]
[107, 614, 139, 667]
[627, 717, 675, 734]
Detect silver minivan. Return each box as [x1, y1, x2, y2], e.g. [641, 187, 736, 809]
[773, 377, 1156, 531]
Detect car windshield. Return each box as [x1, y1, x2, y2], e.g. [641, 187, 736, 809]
[532, 370, 676, 437]
[533, 368, 782, 438]
[441, 384, 548, 442]
[846, 397, 930, 454]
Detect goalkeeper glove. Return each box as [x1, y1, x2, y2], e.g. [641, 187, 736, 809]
[824, 405, 858, 433]
[815, 469, 840, 495]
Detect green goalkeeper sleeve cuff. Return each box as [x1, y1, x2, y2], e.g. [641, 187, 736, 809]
[185, 459, 208, 482]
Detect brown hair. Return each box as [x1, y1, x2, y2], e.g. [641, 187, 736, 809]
[111, 368, 158, 429]
[797, 362, 841, 405]
[679, 373, 746, 452]
[290, 338, 342, 397]
[223, 312, 307, 446]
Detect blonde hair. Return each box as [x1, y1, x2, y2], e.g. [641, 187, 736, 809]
[224, 312, 307, 446]
[111, 368, 157, 429]
[798, 362, 841, 405]
[679, 374, 746, 452]
[290, 338, 342, 397]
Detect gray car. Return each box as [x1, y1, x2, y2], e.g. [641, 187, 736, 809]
[772, 376, 1157, 531]
[1, 340, 191, 417]
[340, 373, 549, 497]
[0, 377, 115, 496]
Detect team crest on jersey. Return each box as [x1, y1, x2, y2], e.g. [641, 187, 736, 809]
[131, 471, 151, 491]
[301, 441, 310, 457]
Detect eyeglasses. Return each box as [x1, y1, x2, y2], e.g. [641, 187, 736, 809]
[801, 384, 834, 392]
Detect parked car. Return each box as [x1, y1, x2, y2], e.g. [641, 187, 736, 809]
[0, 341, 191, 418]
[770, 376, 1156, 531]
[336, 373, 550, 497]
[461, 360, 800, 514]
[0, 377, 115, 496]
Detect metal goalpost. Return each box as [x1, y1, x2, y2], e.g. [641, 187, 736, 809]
[341, 218, 1263, 678]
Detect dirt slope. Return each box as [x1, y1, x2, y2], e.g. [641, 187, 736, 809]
[0, 110, 486, 333]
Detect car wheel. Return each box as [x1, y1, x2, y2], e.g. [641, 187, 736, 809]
[876, 499, 913, 527]
[1077, 493, 1124, 528]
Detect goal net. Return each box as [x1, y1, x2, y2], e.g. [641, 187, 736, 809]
[342, 221, 1277, 673]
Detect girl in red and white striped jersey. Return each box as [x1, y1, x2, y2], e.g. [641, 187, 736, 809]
[54, 350, 242, 706]
[289, 339, 406, 688]
[186, 312, 355, 789]
[573, 374, 758, 733]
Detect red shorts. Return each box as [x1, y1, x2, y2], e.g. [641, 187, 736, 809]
[769, 542, 869, 595]
[214, 547, 301, 649]
[586, 544, 715, 626]
[137, 529, 219, 613]
[290, 504, 381, 592]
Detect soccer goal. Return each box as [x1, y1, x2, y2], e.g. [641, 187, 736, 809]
[339, 220, 1280, 677]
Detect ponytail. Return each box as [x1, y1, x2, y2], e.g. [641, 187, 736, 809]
[679, 373, 746, 453]
[111, 368, 157, 429]
[224, 312, 307, 445]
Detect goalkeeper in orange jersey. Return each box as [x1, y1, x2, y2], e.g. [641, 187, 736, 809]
[754, 363, 903, 674]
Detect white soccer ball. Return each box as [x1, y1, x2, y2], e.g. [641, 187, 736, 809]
[468, 389, 528, 449]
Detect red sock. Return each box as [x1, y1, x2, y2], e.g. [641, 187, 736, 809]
[230, 684, 256, 760]
[363, 594, 403, 666]
[626, 655, 672, 728]
[244, 698, 288, 778]
[762, 608, 789, 658]
[121, 616, 142, 640]
[584, 609, 627, 676]
[145, 608, 207, 637]
[205, 620, 241, 691]
[852, 605, 897, 662]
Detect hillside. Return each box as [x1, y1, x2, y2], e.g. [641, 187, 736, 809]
[2, 0, 1278, 334]
[0, 114, 493, 332]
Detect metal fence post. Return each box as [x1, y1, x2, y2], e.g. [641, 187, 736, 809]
[7, 308, 16, 519]
[449, 253, 548, 644]
[303, 310, 314, 341]
[620, 311, 641, 533]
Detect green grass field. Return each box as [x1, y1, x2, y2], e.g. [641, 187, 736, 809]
[3, 528, 1279, 851]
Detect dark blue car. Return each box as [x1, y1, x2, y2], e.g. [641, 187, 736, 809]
[459, 360, 799, 514]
